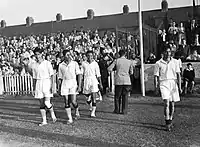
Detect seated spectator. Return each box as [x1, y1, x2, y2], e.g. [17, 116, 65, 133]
[147, 52, 156, 64]
[186, 50, 200, 61]
[183, 63, 195, 94]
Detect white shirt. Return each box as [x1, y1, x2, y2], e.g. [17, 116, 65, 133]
[58, 61, 81, 80]
[177, 58, 182, 69]
[154, 58, 180, 81]
[31, 60, 54, 80]
[82, 60, 101, 78]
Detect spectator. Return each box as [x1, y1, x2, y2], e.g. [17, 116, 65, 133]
[168, 21, 178, 41]
[186, 50, 200, 61]
[183, 63, 195, 94]
[178, 22, 185, 45]
[147, 52, 156, 64]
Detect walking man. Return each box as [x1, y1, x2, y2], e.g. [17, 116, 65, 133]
[154, 47, 182, 131]
[58, 50, 82, 124]
[22, 47, 57, 126]
[107, 49, 133, 114]
[82, 50, 103, 117]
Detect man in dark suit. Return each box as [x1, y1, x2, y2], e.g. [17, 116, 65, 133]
[107, 50, 133, 114]
[186, 19, 198, 45]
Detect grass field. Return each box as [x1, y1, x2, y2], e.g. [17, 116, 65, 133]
[0, 94, 200, 147]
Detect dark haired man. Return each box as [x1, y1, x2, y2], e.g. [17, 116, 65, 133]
[58, 50, 82, 124]
[22, 47, 57, 126]
[183, 63, 195, 94]
[107, 49, 133, 114]
[82, 50, 103, 117]
[154, 47, 182, 131]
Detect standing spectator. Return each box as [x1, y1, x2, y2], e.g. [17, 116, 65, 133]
[168, 22, 178, 42]
[108, 50, 133, 114]
[178, 22, 185, 45]
[154, 47, 182, 131]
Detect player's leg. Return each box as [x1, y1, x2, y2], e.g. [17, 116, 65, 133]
[164, 99, 171, 131]
[169, 101, 175, 121]
[39, 98, 47, 126]
[64, 95, 73, 124]
[90, 92, 97, 117]
[71, 94, 80, 119]
[44, 96, 57, 122]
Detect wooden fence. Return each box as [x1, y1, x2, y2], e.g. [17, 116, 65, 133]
[0, 72, 115, 96]
[0, 73, 58, 96]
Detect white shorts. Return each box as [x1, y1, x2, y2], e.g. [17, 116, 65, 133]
[35, 79, 53, 99]
[160, 80, 180, 102]
[83, 77, 99, 94]
[61, 79, 77, 96]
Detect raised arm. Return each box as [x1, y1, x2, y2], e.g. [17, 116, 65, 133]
[107, 59, 116, 72]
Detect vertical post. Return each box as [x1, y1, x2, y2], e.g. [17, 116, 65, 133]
[126, 30, 129, 59]
[115, 26, 119, 55]
[138, 0, 145, 96]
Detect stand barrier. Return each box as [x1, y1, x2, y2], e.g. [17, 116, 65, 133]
[0, 72, 116, 97]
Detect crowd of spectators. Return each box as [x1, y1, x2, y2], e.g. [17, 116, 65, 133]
[0, 28, 141, 94]
[0, 29, 119, 75]
[157, 18, 200, 63]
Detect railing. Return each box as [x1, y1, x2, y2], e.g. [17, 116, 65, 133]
[0, 73, 58, 96]
[0, 72, 115, 96]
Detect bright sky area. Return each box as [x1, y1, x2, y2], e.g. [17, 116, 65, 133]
[0, 0, 196, 26]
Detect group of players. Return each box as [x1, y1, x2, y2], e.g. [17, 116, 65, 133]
[22, 47, 103, 126]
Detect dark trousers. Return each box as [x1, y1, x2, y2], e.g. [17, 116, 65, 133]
[114, 85, 131, 114]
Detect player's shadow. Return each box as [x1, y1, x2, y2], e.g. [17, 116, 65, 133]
[0, 123, 132, 147]
[130, 102, 200, 110]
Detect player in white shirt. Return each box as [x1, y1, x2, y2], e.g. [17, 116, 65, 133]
[82, 50, 103, 117]
[154, 47, 182, 131]
[58, 50, 82, 124]
[22, 47, 57, 126]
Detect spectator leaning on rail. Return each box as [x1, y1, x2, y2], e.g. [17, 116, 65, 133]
[107, 49, 133, 115]
[154, 46, 182, 131]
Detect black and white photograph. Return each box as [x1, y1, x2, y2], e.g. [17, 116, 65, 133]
[0, 0, 200, 146]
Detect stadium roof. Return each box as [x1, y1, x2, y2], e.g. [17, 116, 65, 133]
[0, 5, 198, 36]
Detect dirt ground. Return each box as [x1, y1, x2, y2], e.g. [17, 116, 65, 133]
[0, 94, 200, 147]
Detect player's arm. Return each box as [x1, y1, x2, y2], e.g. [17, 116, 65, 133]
[75, 62, 82, 92]
[95, 63, 103, 90]
[176, 62, 182, 92]
[58, 64, 63, 92]
[177, 72, 182, 92]
[154, 62, 160, 94]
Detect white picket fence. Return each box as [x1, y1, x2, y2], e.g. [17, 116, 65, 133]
[1, 73, 58, 95]
[0, 72, 115, 96]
